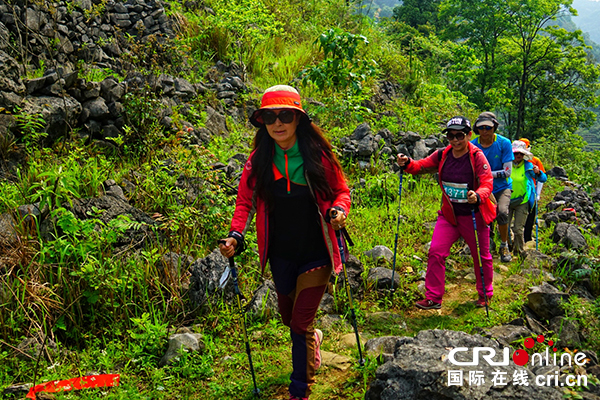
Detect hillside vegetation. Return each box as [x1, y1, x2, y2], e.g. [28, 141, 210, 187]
[1, 0, 600, 399]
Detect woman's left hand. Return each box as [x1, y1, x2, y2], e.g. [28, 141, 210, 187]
[329, 209, 347, 230]
[467, 190, 478, 204]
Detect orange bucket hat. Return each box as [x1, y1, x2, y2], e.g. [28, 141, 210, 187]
[250, 85, 310, 127]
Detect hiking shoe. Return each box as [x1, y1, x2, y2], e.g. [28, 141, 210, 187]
[476, 295, 492, 308]
[415, 299, 441, 310]
[315, 329, 323, 370]
[289, 395, 308, 400]
[499, 245, 512, 262]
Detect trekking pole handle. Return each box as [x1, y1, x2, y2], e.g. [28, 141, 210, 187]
[217, 240, 236, 273]
[330, 210, 354, 246]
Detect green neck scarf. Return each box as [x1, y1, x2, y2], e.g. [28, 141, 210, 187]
[274, 141, 306, 193]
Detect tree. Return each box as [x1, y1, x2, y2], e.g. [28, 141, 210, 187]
[392, 0, 444, 33]
[440, 0, 600, 139]
[502, 0, 599, 138]
[439, 0, 514, 106]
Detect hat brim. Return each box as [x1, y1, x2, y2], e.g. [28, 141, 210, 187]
[443, 124, 470, 133]
[250, 107, 310, 128]
[513, 149, 531, 154]
[476, 120, 494, 128]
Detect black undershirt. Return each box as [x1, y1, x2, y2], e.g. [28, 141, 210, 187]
[268, 179, 329, 264]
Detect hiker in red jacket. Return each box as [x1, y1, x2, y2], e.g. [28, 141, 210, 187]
[219, 85, 350, 400]
[397, 116, 496, 310]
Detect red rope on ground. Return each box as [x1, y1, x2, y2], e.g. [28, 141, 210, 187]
[26, 374, 120, 399]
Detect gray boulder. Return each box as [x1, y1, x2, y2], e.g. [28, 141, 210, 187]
[367, 267, 401, 290]
[365, 329, 562, 400]
[82, 97, 110, 120]
[100, 77, 124, 102]
[204, 105, 228, 136]
[411, 139, 429, 160]
[159, 332, 204, 367]
[350, 122, 371, 141]
[174, 78, 196, 101]
[549, 316, 581, 348]
[20, 95, 81, 138]
[527, 283, 569, 321]
[247, 279, 278, 318]
[551, 222, 587, 250]
[357, 134, 378, 157]
[546, 167, 568, 179]
[188, 248, 234, 307]
[364, 245, 394, 263]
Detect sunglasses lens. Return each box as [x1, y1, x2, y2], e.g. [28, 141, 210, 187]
[261, 111, 277, 125]
[260, 110, 296, 125]
[278, 110, 296, 123]
[479, 126, 493, 131]
[447, 132, 465, 141]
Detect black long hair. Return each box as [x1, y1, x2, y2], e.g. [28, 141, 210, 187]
[248, 117, 343, 208]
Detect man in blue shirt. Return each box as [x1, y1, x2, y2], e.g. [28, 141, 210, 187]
[471, 112, 514, 262]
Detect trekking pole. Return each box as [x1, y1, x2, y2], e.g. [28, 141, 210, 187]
[217, 240, 260, 397]
[535, 200, 539, 251]
[470, 209, 490, 319]
[390, 167, 403, 292]
[331, 212, 365, 366]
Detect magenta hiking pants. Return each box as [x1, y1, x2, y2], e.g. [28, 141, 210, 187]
[426, 210, 493, 303]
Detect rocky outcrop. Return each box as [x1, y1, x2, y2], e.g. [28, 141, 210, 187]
[0, 0, 253, 151]
[0, 0, 174, 75]
[365, 330, 564, 400]
[544, 188, 600, 227]
[338, 122, 446, 170]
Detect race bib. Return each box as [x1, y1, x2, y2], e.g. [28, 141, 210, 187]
[442, 181, 469, 203]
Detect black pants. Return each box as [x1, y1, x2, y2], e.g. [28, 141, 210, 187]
[524, 203, 537, 243]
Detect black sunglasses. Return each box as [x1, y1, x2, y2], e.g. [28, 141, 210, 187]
[446, 131, 466, 141]
[261, 110, 297, 125]
[477, 126, 493, 131]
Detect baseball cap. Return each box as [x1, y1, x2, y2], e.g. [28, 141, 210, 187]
[442, 116, 471, 133]
[475, 111, 498, 128]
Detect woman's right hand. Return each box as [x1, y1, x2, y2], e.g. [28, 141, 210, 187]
[397, 153, 409, 167]
[219, 237, 237, 258]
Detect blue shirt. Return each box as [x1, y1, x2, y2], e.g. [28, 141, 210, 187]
[471, 134, 514, 194]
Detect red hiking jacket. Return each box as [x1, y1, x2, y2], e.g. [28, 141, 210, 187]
[404, 142, 495, 225]
[229, 151, 351, 274]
